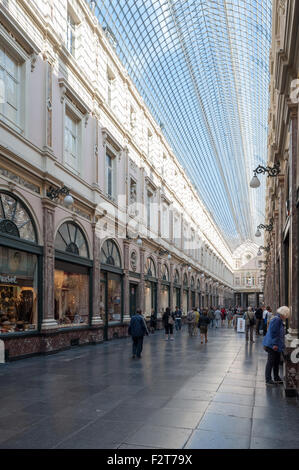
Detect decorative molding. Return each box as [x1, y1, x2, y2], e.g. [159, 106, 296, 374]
[58, 77, 91, 115]
[0, 166, 41, 194]
[101, 127, 123, 152]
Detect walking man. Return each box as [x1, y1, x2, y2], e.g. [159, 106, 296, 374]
[174, 306, 182, 331]
[208, 307, 215, 328]
[187, 309, 195, 337]
[227, 308, 233, 328]
[128, 309, 149, 359]
[244, 306, 255, 343]
[263, 306, 290, 386]
[214, 307, 221, 328]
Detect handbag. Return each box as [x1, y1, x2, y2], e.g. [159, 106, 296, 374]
[168, 315, 174, 325]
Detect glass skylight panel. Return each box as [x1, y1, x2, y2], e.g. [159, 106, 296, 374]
[89, 0, 271, 251]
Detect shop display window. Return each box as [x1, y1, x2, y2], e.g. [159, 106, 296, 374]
[160, 284, 170, 312]
[54, 261, 89, 327]
[0, 247, 38, 333]
[107, 272, 122, 322]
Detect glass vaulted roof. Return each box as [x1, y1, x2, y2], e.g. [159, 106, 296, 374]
[89, 0, 271, 252]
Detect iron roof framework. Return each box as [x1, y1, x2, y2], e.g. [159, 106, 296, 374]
[89, 0, 271, 252]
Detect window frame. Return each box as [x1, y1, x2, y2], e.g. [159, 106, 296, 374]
[63, 98, 83, 175]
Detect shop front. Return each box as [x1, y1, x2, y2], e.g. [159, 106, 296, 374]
[100, 239, 123, 340]
[144, 257, 157, 316]
[197, 280, 201, 309]
[0, 191, 42, 336]
[54, 221, 92, 327]
[182, 273, 189, 313]
[191, 276, 195, 309]
[173, 269, 181, 308]
[160, 264, 170, 314]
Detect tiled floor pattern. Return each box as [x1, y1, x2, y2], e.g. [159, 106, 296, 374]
[0, 326, 298, 449]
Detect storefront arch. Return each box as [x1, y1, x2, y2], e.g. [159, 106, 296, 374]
[145, 257, 157, 315]
[100, 238, 122, 268]
[55, 220, 90, 258]
[0, 190, 38, 243]
[173, 269, 181, 308]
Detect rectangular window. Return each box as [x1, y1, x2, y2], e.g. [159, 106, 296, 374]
[147, 191, 152, 228]
[0, 44, 20, 128]
[66, 11, 76, 55]
[64, 110, 79, 172]
[106, 151, 116, 200]
[161, 204, 169, 239]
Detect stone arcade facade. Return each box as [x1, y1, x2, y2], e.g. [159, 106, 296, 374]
[0, 0, 244, 360]
[264, 0, 299, 397]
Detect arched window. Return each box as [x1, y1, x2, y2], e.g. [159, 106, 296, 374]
[161, 264, 169, 281]
[174, 269, 180, 284]
[0, 191, 37, 242]
[55, 221, 89, 258]
[197, 280, 200, 291]
[145, 257, 156, 277]
[191, 276, 195, 289]
[101, 239, 121, 267]
[183, 273, 188, 287]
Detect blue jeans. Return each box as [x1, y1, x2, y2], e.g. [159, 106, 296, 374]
[175, 318, 182, 331]
[132, 336, 144, 357]
[209, 319, 215, 328]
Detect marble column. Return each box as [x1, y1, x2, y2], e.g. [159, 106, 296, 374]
[41, 199, 57, 330]
[157, 257, 162, 316]
[169, 263, 174, 311]
[91, 227, 103, 325]
[123, 240, 130, 323]
[284, 102, 299, 397]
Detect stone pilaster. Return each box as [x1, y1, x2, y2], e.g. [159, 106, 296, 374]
[41, 199, 57, 330]
[169, 263, 174, 311]
[123, 240, 130, 322]
[139, 247, 145, 313]
[284, 103, 299, 397]
[91, 228, 103, 326]
[157, 257, 162, 316]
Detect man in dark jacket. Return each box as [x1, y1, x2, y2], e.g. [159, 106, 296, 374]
[255, 306, 263, 335]
[128, 309, 149, 359]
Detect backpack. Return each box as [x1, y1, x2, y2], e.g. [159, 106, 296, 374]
[247, 312, 255, 326]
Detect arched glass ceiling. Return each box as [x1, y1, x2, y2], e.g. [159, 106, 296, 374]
[89, 0, 271, 251]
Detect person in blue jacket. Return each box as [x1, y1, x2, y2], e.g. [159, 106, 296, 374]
[263, 306, 290, 386]
[128, 309, 149, 359]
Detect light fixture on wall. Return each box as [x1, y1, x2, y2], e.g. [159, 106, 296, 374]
[255, 218, 274, 237]
[46, 185, 74, 208]
[136, 235, 142, 246]
[158, 248, 171, 260]
[249, 162, 280, 188]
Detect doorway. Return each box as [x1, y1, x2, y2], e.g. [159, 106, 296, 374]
[129, 283, 138, 316]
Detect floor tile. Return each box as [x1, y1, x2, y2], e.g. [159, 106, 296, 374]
[185, 429, 250, 449]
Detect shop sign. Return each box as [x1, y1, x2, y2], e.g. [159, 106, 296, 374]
[0, 275, 17, 284]
[237, 317, 245, 333]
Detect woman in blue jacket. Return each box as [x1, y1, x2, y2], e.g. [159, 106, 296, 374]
[263, 306, 290, 386]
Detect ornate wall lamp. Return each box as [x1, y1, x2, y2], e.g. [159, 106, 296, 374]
[158, 248, 171, 260]
[250, 162, 280, 188]
[182, 263, 192, 272]
[255, 218, 274, 237]
[46, 185, 74, 208]
[257, 246, 270, 256]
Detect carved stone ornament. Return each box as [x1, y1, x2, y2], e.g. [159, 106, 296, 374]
[130, 251, 137, 272]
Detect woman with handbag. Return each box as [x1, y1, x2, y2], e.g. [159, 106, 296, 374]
[162, 307, 175, 341]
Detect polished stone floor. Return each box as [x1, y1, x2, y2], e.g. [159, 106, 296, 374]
[0, 326, 299, 449]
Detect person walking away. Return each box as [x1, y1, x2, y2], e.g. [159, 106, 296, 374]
[198, 309, 210, 344]
[221, 308, 227, 327]
[187, 309, 195, 337]
[255, 306, 263, 335]
[208, 307, 215, 328]
[149, 309, 157, 334]
[244, 307, 255, 343]
[214, 308, 221, 328]
[263, 306, 290, 386]
[193, 308, 200, 336]
[128, 309, 149, 359]
[227, 308, 233, 328]
[174, 306, 182, 331]
[162, 307, 175, 341]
